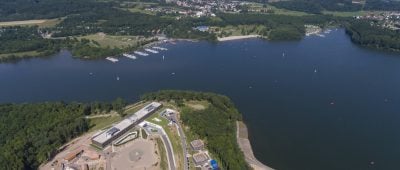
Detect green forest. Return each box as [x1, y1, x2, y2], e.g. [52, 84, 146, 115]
[271, 0, 400, 14]
[141, 90, 250, 170]
[345, 20, 400, 51]
[0, 99, 127, 169]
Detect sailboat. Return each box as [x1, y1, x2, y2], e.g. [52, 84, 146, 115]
[163, 55, 165, 60]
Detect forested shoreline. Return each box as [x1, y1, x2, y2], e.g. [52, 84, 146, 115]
[0, 99, 127, 169]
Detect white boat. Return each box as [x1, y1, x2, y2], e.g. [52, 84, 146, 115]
[116, 76, 120, 81]
[314, 69, 318, 73]
[122, 53, 137, 60]
[153, 46, 168, 51]
[162, 55, 165, 60]
[106, 57, 119, 63]
[134, 51, 149, 56]
[145, 48, 159, 54]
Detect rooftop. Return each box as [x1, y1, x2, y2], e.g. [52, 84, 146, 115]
[92, 102, 162, 145]
[193, 152, 209, 163]
[190, 139, 204, 148]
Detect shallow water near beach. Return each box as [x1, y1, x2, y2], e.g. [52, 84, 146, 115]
[1, 29, 400, 170]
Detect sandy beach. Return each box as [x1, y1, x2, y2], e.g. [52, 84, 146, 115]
[237, 121, 274, 170]
[218, 35, 260, 41]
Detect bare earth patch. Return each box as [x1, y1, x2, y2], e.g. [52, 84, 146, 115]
[112, 139, 158, 170]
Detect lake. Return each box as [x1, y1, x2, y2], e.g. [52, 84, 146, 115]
[1, 29, 400, 170]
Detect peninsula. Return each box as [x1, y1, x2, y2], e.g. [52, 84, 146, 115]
[0, 90, 261, 169]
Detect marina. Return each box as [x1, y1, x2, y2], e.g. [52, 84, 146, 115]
[134, 51, 149, 56]
[105, 57, 119, 63]
[145, 49, 159, 54]
[122, 53, 137, 60]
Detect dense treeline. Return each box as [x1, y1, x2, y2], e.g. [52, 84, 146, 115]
[271, 0, 362, 14]
[271, 0, 400, 13]
[141, 90, 249, 169]
[0, 102, 88, 169]
[0, 0, 113, 21]
[0, 26, 63, 62]
[0, 98, 127, 169]
[49, 9, 216, 40]
[364, 0, 400, 11]
[0, 26, 60, 54]
[345, 20, 400, 51]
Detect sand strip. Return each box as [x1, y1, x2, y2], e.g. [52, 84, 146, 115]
[237, 121, 274, 170]
[218, 35, 260, 41]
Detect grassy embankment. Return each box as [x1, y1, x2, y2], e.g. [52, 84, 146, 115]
[87, 101, 149, 132]
[145, 103, 185, 170]
[156, 137, 169, 170]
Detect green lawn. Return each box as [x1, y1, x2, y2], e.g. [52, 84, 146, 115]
[246, 3, 312, 16]
[88, 115, 122, 132]
[156, 137, 169, 170]
[77, 33, 152, 48]
[0, 51, 40, 58]
[212, 25, 266, 37]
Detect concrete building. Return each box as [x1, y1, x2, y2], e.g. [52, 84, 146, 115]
[190, 139, 205, 151]
[193, 152, 209, 166]
[91, 102, 162, 148]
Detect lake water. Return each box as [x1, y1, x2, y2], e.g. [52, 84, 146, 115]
[1, 29, 400, 170]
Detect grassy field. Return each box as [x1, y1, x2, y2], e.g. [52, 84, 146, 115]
[211, 25, 266, 37]
[0, 18, 62, 28]
[0, 51, 42, 60]
[156, 137, 169, 170]
[88, 115, 122, 132]
[322, 10, 384, 17]
[246, 3, 312, 16]
[77, 33, 152, 48]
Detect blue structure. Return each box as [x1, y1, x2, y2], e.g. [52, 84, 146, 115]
[210, 159, 219, 170]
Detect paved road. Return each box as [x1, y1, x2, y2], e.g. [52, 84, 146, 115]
[144, 123, 176, 170]
[171, 113, 189, 170]
[160, 133, 176, 170]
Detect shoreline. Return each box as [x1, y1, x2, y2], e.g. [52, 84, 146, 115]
[218, 35, 261, 41]
[237, 121, 274, 170]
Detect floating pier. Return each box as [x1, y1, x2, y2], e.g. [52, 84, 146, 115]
[145, 48, 159, 54]
[153, 46, 168, 51]
[122, 53, 137, 60]
[134, 51, 149, 56]
[106, 57, 119, 63]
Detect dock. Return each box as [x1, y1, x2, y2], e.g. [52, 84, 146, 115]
[106, 57, 119, 63]
[145, 48, 159, 54]
[152, 46, 168, 51]
[122, 53, 137, 60]
[134, 51, 149, 56]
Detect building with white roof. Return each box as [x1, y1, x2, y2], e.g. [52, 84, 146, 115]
[91, 102, 162, 148]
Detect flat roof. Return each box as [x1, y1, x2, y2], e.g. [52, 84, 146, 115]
[92, 102, 161, 145]
[193, 152, 209, 163]
[190, 139, 204, 147]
